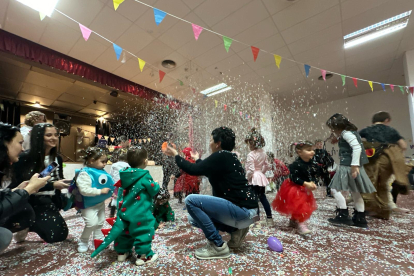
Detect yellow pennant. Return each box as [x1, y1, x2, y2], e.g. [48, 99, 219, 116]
[368, 81, 373, 91]
[138, 58, 146, 72]
[39, 12, 46, 21]
[215, 100, 218, 108]
[274, 55, 282, 69]
[113, 0, 125, 10]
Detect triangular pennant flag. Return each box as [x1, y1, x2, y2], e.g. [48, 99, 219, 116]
[224, 104, 227, 111]
[239, 111, 242, 117]
[179, 80, 184, 86]
[399, 86, 404, 94]
[113, 0, 125, 10]
[166, 105, 169, 110]
[251, 46, 260, 62]
[368, 81, 373, 91]
[274, 55, 282, 69]
[192, 24, 203, 41]
[232, 107, 235, 114]
[390, 84, 394, 92]
[223, 36, 233, 53]
[410, 87, 414, 96]
[245, 114, 249, 120]
[304, 64, 311, 77]
[101, 229, 111, 236]
[94, 239, 103, 249]
[341, 75, 346, 86]
[321, 70, 327, 81]
[381, 83, 385, 91]
[248, 115, 250, 119]
[39, 12, 46, 21]
[352, 78, 358, 88]
[159, 70, 166, 83]
[153, 8, 167, 26]
[138, 58, 145, 72]
[215, 100, 218, 108]
[113, 43, 122, 60]
[114, 180, 122, 188]
[106, 217, 116, 226]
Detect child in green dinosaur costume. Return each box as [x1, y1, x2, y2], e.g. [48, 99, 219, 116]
[91, 147, 160, 266]
[152, 188, 175, 229]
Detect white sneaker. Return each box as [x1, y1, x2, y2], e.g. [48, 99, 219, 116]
[266, 218, 275, 227]
[297, 222, 311, 235]
[77, 241, 89, 253]
[135, 254, 158, 266]
[14, 228, 29, 243]
[117, 252, 131, 262]
[195, 241, 230, 260]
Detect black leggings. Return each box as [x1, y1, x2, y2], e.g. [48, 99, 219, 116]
[29, 196, 68, 243]
[253, 186, 272, 218]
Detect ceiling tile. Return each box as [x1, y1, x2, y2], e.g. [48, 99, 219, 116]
[68, 37, 108, 64]
[0, 0, 8, 29]
[56, 0, 104, 26]
[130, 68, 159, 86]
[205, 54, 244, 75]
[253, 33, 287, 53]
[176, 30, 222, 59]
[233, 18, 279, 48]
[52, 100, 84, 111]
[0, 62, 30, 81]
[39, 20, 81, 55]
[20, 83, 63, 100]
[261, 0, 299, 15]
[212, 1, 270, 37]
[112, 57, 143, 81]
[345, 39, 401, 65]
[79, 108, 107, 116]
[24, 71, 73, 92]
[154, 0, 191, 18]
[105, 0, 155, 22]
[145, 75, 177, 90]
[135, 39, 175, 65]
[58, 93, 92, 107]
[115, 24, 155, 55]
[17, 93, 54, 106]
[281, 6, 341, 44]
[273, 0, 339, 32]
[0, 77, 21, 94]
[135, 7, 176, 38]
[181, 0, 205, 10]
[89, 6, 132, 42]
[340, 0, 391, 21]
[92, 47, 125, 73]
[158, 20, 196, 50]
[194, 0, 251, 27]
[157, 51, 189, 71]
[86, 102, 117, 112]
[293, 39, 344, 65]
[194, 43, 236, 69]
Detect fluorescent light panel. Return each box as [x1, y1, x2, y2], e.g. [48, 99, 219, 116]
[207, 86, 232, 97]
[344, 10, 411, 48]
[200, 83, 228, 95]
[16, 0, 59, 17]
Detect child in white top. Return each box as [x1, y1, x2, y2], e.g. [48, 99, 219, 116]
[109, 149, 130, 217]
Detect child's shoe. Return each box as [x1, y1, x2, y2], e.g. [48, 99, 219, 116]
[297, 222, 311, 235]
[328, 208, 353, 226]
[352, 209, 368, 228]
[136, 254, 158, 266]
[77, 240, 89, 253]
[117, 252, 131, 262]
[288, 219, 297, 228]
[266, 218, 275, 227]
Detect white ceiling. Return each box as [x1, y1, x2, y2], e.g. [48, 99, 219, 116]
[1, 0, 414, 110]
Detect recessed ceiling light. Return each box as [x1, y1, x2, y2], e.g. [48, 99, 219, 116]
[162, 60, 176, 69]
[200, 83, 228, 95]
[207, 86, 232, 97]
[344, 10, 411, 49]
[16, 0, 59, 17]
[318, 73, 333, 81]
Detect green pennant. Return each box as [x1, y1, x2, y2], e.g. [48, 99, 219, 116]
[223, 36, 233, 53]
[178, 80, 184, 86]
[341, 75, 346, 86]
[399, 86, 404, 94]
[166, 105, 169, 110]
[232, 107, 235, 114]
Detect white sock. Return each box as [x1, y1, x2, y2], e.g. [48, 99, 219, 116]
[331, 189, 347, 209]
[351, 192, 364, 212]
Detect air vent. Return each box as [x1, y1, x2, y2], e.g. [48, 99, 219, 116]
[162, 60, 176, 69]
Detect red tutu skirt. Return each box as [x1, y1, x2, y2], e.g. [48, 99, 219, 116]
[271, 178, 317, 222]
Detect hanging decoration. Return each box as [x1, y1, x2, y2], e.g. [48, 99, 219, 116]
[368, 81, 373, 91]
[274, 55, 281, 69]
[138, 58, 145, 72]
[79, 24, 92, 41]
[352, 78, 358, 88]
[251, 46, 260, 62]
[304, 64, 311, 78]
[341, 75, 346, 86]
[381, 83, 386, 91]
[113, 0, 125, 10]
[223, 36, 233, 53]
[321, 70, 327, 81]
[113, 44, 122, 60]
[191, 24, 203, 41]
[153, 8, 167, 26]
[159, 70, 166, 83]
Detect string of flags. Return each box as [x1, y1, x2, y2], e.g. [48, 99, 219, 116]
[43, 0, 414, 98]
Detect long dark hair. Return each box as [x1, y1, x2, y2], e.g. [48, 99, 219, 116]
[326, 113, 358, 132]
[26, 123, 58, 174]
[0, 123, 20, 178]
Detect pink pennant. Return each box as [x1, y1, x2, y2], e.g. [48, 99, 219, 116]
[79, 24, 92, 41]
[251, 46, 260, 62]
[321, 70, 327, 81]
[390, 84, 394, 92]
[239, 111, 242, 117]
[352, 78, 358, 88]
[192, 24, 203, 41]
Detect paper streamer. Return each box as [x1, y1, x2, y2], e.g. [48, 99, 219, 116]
[153, 8, 167, 26]
[192, 24, 203, 40]
[79, 24, 92, 41]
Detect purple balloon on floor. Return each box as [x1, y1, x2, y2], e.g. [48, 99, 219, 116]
[267, 236, 283, 252]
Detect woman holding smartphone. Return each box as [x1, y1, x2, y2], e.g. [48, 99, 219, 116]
[11, 123, 70, 243]
[0, 123, 50, 253]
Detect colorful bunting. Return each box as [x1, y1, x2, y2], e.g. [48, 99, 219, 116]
[239, 111, 242, 117]
[321, 70, 327, 81]
[381, 83, 385, 91]
[304, 64, 311, 77]
[399, 86, 404, 94]
[274, 55, 281, 69]
[251, 46, 260, 62]
[390, 84, 395, 92]
[179, 80, 184, 86]
[138, 58, 145, 72]
[341, 75, 346, 86]
[79, 24, 92, 41]
[245, 114, 249, 119]
[368, 81, 373, 91]
[223, 36, 233, 53]
[153, 8, 167, 26]
[39, 12, 46, 21]
[191, 24, 203, 41]
[159, 70, 166, 83]
[410, 87, 414, 96]
[215, 100, 218, 108]
[232, 107, 235, 114]
[113, 0, 124, 10]
[224, 104, 227, 111]
[113, 43, 122, 60]
[352, 78, 358, 88]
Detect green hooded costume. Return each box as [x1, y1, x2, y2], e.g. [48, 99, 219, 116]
[91, 167, 160, 258]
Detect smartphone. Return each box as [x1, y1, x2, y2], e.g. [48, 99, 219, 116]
[39, 161, 59, 178]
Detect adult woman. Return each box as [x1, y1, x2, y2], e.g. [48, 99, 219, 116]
[0, 123, 49, 253]
[11, 123, 70, 243]
[20, 111, 47, 151]
[164, 127, 259, 260]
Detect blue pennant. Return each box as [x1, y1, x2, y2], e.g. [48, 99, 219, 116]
[153, 8, 167, 26]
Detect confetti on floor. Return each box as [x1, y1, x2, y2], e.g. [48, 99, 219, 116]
[1, 188, 413, 276]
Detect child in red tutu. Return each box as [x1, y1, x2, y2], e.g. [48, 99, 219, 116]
[272, 141, 319, 235]
[174, 147, 200, 203]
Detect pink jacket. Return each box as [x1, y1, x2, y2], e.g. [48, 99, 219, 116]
[245, 149, 271, 187]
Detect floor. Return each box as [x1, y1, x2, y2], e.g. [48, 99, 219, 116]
[1, 188, 413, 276]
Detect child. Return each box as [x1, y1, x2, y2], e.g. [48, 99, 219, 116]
[91, 146, 160, 266]
[152, 188, 175, 229]
[272, 155, 290, 191]
[174, 147, 200, 203]
[326, 113, 376, 227]
[70, 147, 114, 253]
[244, 128, 274, 227]
[265, 152, 275, 193]
[313, 139, 334, 197]
[272, 141, 318, 235]
[109, 149, 130, 218]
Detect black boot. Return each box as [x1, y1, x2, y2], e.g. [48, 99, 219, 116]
[328, 208, 353, 225]
[352, 209, 368, 228]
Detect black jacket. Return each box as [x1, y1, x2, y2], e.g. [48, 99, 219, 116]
[0, 188, 29, 220]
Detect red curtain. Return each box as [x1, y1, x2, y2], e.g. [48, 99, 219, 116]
[0, 30, 182, 109]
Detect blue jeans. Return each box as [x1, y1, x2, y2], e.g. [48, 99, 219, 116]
[185, 194, 258, 247]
